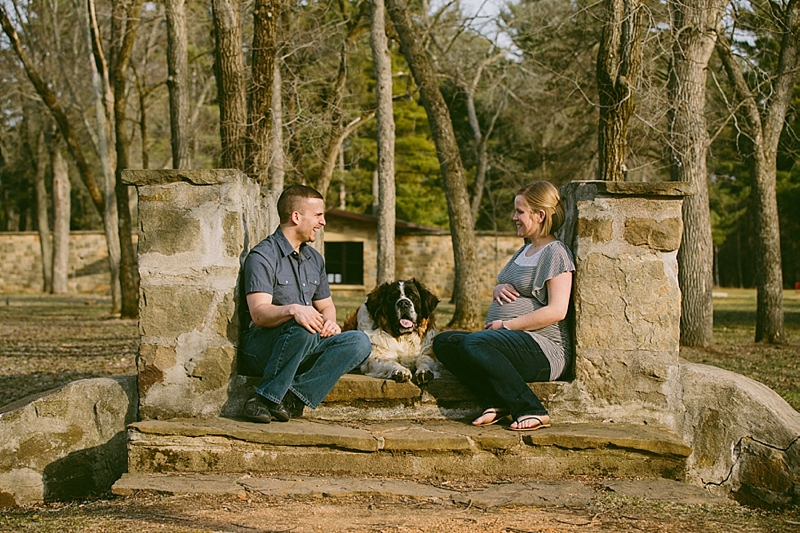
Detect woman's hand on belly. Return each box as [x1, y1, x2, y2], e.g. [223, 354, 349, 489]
[493, 283, 520, 305]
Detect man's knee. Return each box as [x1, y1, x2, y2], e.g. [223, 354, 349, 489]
[345, 330, 372, 360]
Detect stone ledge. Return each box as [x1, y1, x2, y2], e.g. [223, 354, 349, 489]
[127, 417, 690, 482]
[565, 180, 693, 198]
[128, 417, 691, 457]
[122, 169, 245, 186]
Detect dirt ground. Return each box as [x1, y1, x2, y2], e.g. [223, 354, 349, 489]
[1, 293, 799, 531]
[2, 490, 800, 533]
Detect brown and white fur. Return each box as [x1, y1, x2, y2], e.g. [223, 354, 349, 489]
[343, 279, 441, 384]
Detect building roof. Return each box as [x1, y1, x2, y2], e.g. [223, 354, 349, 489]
[325, 208, 450, 235]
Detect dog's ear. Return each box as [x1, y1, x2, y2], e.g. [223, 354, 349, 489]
[365, 281, 389, 320]
[412, 278, 439, 317]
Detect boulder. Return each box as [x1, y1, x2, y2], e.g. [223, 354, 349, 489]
[0, 376, 137, 506]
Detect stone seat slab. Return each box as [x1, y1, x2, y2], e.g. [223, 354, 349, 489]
[128, 416, 380, 452]
[224, 373, 566, 421]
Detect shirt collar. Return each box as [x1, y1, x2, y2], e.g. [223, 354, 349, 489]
[275, 226, 310, 259]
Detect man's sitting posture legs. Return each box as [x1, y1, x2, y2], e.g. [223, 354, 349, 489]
[240, 185, 370, 423]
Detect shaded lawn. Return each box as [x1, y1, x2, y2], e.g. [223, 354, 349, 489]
[679, 289, 800, 411]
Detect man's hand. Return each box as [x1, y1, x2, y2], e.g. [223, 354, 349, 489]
[292, 304, 325, 333]
[493, 283, 519, 305]
[319, 319, 341, 338]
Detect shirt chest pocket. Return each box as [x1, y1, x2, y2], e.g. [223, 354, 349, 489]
[272, 277, 295, 304]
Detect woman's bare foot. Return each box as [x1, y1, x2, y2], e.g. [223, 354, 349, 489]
[508, 414, 550, 431]
[472, 407, 510, 426]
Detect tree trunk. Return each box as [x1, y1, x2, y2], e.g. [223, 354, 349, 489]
[110, 0, 143, 319]
[387, 0, 482, 330]
[165, 0, 191, 169]
[50, 144, 70, 295]
[596, 0, 644, 181]
[247, 0, 279, 185]
[669, 0, 726, 348]
[212, 0, 247, 170]
[269, 59, 286, 193]
[30, 126, 52, 293]
[87, 0, 123, 313]
[371, 0, 396, 285]
[716, 0, 800, 343]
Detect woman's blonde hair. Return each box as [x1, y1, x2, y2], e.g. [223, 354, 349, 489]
[517, 181, 565, 237]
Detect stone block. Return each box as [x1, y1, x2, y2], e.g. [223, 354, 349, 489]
[576, 217, 613, 242]
[0, 377, 138, 506]
[573, 252, 680, 352]
[139, 285, 216, 339]
[624, 217, 683, 251]
[138, 205, 201, 256]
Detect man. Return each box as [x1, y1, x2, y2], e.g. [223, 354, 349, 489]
[240, 185, 371, 423]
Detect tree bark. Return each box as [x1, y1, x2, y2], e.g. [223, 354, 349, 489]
[387, 0, 482, 330]
[247, 0, 279, 185]
[26, 123, 52, 293]
[715, 0, 800, 343]
[109, 0, 142, 319]
[212, 0, 247, 170]
[669, 0, 726, 348]
[596, 0, 644, 181]
[371, 0, 396, 285]
[165, 0, 191, 169]
[269, 58, 286, 193]
[87, 0, 123, 314]
[50, 143, 70, 295]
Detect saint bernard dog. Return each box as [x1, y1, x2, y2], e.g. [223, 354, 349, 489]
[343, 279, 441, 384]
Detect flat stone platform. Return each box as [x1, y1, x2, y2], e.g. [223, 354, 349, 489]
[112, 472, 732, 508]
[127, 417, 691, 481]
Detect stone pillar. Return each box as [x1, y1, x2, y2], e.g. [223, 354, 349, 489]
[555, 181, 692, 425]
[122, 170, 277, 419]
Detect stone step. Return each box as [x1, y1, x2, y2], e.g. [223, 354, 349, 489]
[112, 472, 731, 508]
[127, 417, 691, 482]
[223, 373, 565, 421]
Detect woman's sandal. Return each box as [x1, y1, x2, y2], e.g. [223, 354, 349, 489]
[472, 407, 510, 426]
[507, 414, 551, 431]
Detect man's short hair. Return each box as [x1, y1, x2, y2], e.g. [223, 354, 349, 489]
[277, 185, 324, 224]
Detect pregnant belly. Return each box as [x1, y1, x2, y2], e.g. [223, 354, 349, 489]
[485, 298, 537, 323]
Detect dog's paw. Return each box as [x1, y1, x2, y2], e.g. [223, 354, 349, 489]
[413, 368, 434, 385]
[392, 368, 413, 383]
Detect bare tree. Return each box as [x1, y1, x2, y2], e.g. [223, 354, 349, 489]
[247, 0, 279, 184]
[669, 0, 727, 348]
[165, 0, 191, 168]
[212, 0, 247, 170]
[371, 0, 395, 284]
[269, 58, 286, 192]
[387, 0, 482, 330]
[715, 0, 800, 343]
[109, 0, 143, 319]
[21, 110, 53, 293]
[596, 0, 645, 181]
[87, 0, 123, 314]
[49, 140, 70, 295]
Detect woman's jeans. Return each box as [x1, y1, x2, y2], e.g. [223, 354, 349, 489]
[433, 329, 551, 417]
[240, 320, 371, 408]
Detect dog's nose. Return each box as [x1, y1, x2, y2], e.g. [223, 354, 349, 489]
[397, 299, 412, 310]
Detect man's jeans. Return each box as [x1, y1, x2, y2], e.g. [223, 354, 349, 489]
[240, 320, 371, 409]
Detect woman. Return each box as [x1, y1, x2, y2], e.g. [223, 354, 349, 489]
[433, 181, 574, 431]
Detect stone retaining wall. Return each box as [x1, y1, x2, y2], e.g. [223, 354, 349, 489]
[0, 231, 123, 294]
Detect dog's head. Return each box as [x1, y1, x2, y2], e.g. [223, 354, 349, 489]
[364, 279, 439, 337]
